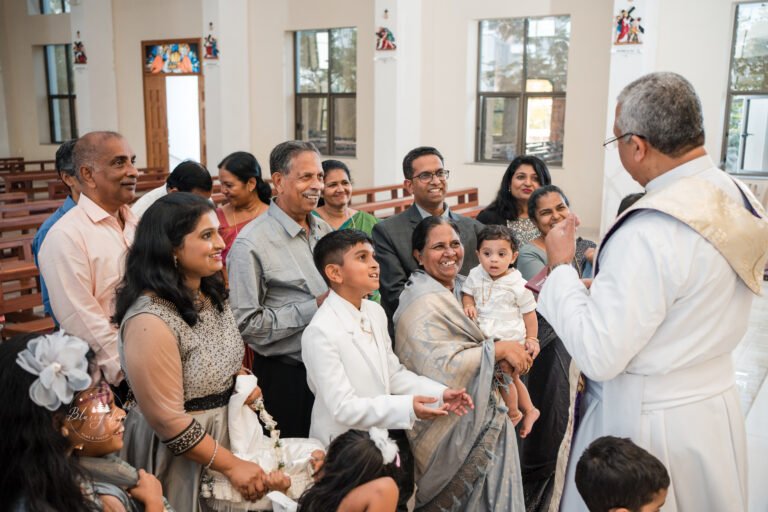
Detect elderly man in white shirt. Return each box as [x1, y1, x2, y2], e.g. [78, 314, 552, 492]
[539, 72, 768, 512]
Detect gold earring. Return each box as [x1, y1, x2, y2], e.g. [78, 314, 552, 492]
[61, 426, 70, 437]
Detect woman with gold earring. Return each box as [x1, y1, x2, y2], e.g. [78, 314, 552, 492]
[215, 151, 272, 262]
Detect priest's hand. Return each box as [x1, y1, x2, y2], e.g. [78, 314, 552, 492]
[545, 215, 577, 267]
[443, 388, 474, 416]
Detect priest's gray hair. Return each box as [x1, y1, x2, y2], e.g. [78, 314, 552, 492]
[616, 72, 705, 158]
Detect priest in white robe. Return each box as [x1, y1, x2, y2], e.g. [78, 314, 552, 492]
[538, 72, 768, 512]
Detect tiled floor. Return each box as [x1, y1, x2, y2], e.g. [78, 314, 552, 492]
[735, 282, 768, 511]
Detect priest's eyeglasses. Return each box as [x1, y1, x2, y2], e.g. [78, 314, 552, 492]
[603, 133, 646, 149]
[411, 169, 450, 183]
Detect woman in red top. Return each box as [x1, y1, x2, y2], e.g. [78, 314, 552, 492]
[215, 151, 272, 262]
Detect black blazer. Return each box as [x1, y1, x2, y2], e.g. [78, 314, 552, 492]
[372, 204, 483, 323]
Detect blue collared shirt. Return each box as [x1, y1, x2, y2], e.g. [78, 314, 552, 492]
[32, 195, 77, 322]
[415, 202, 455, 220]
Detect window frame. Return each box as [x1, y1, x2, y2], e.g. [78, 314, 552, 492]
[43, 44, 78, 144]
[294, 28, 357, 157]
[475, 16, 568, 166]
[721, 1, 768, 177]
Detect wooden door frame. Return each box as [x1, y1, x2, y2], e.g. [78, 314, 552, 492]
[141, 38, 207, 171]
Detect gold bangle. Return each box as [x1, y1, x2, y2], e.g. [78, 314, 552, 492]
[525, 337, 539, 343]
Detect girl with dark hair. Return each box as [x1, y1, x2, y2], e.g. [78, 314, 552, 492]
[216, 151, 272, 261]
[477, 156, 552, 246]
[0, 333, 164, 512]
[298, 429, 400, 512]
[113, 193, 283, 511]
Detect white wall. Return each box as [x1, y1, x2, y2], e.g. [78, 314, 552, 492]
[248, 0, 375, 185]
[0, 0, 71, 159]
[69, 0, 119, 135]
[0, 0, 753, 236]
[112, 0, 203, 167]
[419, 0, 613, 235]
[0, 0, 10, 157]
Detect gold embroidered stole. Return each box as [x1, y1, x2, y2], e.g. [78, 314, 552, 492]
[600, 176, 768, 294]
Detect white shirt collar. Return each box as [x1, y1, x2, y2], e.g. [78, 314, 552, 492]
[328, 290, 373, 334]
[645, 154, 715, 193]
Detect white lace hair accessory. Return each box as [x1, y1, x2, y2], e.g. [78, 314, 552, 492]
[368, 427, 399, 465]
[15, 332, 92, 411]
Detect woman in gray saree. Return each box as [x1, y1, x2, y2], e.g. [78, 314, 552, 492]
[393, 216, 531, 511]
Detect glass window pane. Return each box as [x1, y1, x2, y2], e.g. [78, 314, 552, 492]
[297, 30, 329, 93]
[41, 0, 66, 14]
[725, 96, 746, 172]
[525, 96, 565, 164]
[298, 96, 328, 154]
[46, 45, 70, 95]
[330, 28, 356, 93]
[731, 3, 768, 92]
[479, 19, 524, 93]
[526, 16, 571, 93]
[480, 96, 520, 160]
[742, 96, 768, 172]
[50, 98, 74, 142]
[333, 97, 356, 156]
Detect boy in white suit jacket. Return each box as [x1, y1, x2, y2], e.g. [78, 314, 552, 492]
[302, 229, 473, 511]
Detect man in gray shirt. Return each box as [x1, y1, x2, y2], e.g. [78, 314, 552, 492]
[227, 140, 331, 437]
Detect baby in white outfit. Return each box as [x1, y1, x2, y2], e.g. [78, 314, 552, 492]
[461, 225, 540, 436]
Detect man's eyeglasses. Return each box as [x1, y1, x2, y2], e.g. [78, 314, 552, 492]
[411, 169, 450, 183]
[603, 133, 646, 149]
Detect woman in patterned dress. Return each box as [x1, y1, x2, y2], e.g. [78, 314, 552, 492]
[114, 193, 289, 511]
[476, 156, 552, 246]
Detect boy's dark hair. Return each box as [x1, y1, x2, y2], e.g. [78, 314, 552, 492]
[167, 160, 213, 192]
[313, 229, 374, 286]
[575, 436, 670, 512]
[477, 224, 518, 252]
[55, 139, 77, 176]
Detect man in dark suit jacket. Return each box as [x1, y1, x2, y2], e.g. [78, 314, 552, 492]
[372, 146, 483, 324]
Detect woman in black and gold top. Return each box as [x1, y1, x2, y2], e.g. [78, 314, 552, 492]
[476, 155, 552, 246]
[114, 193, 288, 511]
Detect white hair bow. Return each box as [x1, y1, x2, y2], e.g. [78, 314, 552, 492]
[15, 332, 93, 411]
[368, 427, 399, 465]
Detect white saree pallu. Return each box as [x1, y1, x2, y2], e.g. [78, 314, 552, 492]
[202, 374, 323, 511]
